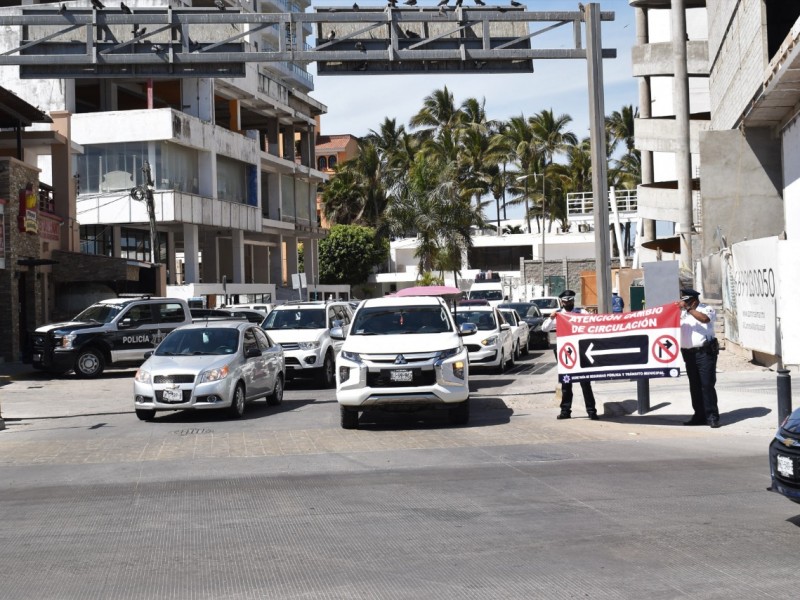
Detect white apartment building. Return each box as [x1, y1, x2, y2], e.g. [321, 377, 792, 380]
[0, 0, 327, 309]
[630, 0, 800, 366]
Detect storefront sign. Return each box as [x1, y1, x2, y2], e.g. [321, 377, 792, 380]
[39, 213, 62, 242]
[731, 237, 779, 355]
[18, 185, 38, 234]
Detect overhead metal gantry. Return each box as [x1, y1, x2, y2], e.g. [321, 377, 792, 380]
[0, 4, 615, 78]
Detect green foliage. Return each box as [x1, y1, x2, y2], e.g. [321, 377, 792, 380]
[318, 224, 389, 286]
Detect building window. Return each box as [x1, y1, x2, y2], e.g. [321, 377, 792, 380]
[217, 155, 249, 203]
[328, 155, 337, 168]
[120, 227, 168, 263]
[318, 156, 327, 170]
[80, 225, 113, 256]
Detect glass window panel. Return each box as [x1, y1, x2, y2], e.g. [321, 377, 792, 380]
[217, 155, 247, 203]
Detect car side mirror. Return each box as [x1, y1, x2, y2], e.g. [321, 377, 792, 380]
[331, 319, 343, 329]
[500, 323, 511, 331]
[245, 347, 262, 359]
[459, 323, 477, 336]
[118, 318, 132, 329]
[330, 326, 345, 340]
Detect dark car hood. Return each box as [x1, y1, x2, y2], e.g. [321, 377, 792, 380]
[782, 409, 800, 435]
[34, 321, 104, 334]
[521, 317, 545, 329]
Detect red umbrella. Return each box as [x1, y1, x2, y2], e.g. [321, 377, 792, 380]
[395, 285, 462, 298]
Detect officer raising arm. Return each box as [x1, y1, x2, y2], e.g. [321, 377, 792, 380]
[542, 290, 599, 421]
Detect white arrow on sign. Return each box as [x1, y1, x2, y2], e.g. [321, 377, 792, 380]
[584, 342, 642, 365]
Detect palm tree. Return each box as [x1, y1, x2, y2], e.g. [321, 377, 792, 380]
[606, 105, 637, 154]
[492, 115, 540, 233]
[409, 86, 459, 140]
[529, 109, 578, 233]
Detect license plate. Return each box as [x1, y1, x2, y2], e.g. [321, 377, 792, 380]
[389, 369, 413, 382]
[32, 353, 41, 362]
[777, 454, 794, 477]
[162, 388, 183, 402]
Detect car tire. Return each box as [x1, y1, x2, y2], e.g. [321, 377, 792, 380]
[448, 399, 470, 426]
[340, 406, 358, 429]
[508, 346, 516, 368]
[228, 383, 246, 419]
[522, 339, 530, 355]
[135, 408, 156, 421]
[318, 351, 335, 388]
[495, 350, 506, 374]
[513, 341, 521, 360]
[74, 348, 105, 379]
[267, 375, 284, 406]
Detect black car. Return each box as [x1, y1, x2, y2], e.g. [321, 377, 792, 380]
[769, 408, 800, 503]
[497, 302, 549, 349]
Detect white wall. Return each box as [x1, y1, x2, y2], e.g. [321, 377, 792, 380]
[783, 117, 800, 241]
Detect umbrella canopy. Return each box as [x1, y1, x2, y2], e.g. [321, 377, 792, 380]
[395, 285, 462, 298]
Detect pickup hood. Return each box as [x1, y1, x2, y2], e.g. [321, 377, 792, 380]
[342, 333, 460, 355]
[265, 328, 325, 345]
[35, 321, 104, 334]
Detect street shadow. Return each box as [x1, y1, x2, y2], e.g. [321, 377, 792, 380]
[601, 400, 772, 427]
[354, 397, 512, 431]
[141, 397, 319, 424]
[469, 378, 517, 392]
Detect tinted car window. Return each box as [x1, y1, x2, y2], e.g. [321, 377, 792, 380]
[263, 309, 326, 329]
[454, 310, 497, 331]
[123, 304, 155, 325]
[352, 306, 452, 335]
[157, 302, 187, 323]
[242, 328, 259, 355]
[499, 310, 518, 325]
[253, 327, 273, 351]
[156, 328, 239, 356]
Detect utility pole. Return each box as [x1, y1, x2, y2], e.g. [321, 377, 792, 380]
[130, 161, 158, 264]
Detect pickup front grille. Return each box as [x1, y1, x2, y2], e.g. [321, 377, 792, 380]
[367, 369, 436, 388]
[281, 342, 300, 351]
[31, 333, 48, 352]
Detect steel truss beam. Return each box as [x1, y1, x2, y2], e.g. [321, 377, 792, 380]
[0, 5, 615, 78]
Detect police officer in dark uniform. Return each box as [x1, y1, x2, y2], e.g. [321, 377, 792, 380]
[678, 288, 720, 428]
[542, 290, 599, 420]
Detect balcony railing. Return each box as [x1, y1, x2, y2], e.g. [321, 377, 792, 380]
[38, 182, 55, 214]
[566, 189, 638, 217]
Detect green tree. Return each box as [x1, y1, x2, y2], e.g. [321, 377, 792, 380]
[318, 224, 389, 286]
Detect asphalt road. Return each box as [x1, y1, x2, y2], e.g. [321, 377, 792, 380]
[0, 352, 796, 599]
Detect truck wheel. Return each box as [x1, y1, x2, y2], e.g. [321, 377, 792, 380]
[449, 399, 470, 426]
[136, 409, 156, 421]
[340, 406, 358, 429]
[318, 352, 335, 388]
[74, 348, 105, 378]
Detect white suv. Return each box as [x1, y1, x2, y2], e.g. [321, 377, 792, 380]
[261, 301, 353, 387]
[333, 296, 476, 429]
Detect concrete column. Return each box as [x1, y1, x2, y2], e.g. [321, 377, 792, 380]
[183, 223, 200, 283]
[231, 229, 245, 283]
[635, 7, 656, 243]
[266, 118, 280, 156]
[253, 244, 270, 283]
[49, 111, 79, 252]
[181, 78, 214, 122]
[202, 229, 220, 283]
[672, 0, 694, 273]
[285, 236, 299, 282]
[298, 129, 311, 167]
[269, 242, 282, 285]
[112, 225, 122, 257]
[307, 238, 319, 286]
[282, 125, 296, 161]
[166, 230, 177, 284]
[198, 151, 216, 199]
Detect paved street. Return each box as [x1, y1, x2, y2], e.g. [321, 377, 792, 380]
[0, 350, 796, 599]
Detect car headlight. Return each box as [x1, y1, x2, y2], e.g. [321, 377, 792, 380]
[56, 333, 77, 349]
[437, 347, 460, 360]
[134, 369, 151, 383]
[481, 335, 498, 347]
[298, 341, 321, 350]
[198, 365, 230, 383]
[341, 350, 362, 364]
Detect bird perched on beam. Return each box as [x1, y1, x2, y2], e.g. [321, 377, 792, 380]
[355, 41, 366, 52]
[474, 0, 485, 5]
[91, 0, 105, 10]
[120, 2, 132, 14]
[214, 0, 226, 10]
[327, 30, 336, 41]
[59, 3, 68, 14]
[437, 0, 449, 5]
[352, 2, 359, 9]
[403, 0, 417, 5]
[387, 0, 397, 7]
[454, 0, 463, 7]
[405, 29, 420, 38]
[132, 25, 146, 38]
[510, 0, 522, 6]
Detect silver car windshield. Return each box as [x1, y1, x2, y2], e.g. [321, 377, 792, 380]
[262, 309, 326, 330]
[156, 328, 240, 356]
[352, 306, 452, 335]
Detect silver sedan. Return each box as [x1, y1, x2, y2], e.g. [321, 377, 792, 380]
[133, 321, 285, 420]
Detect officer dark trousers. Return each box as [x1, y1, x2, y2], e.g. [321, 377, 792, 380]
[560, 381, 597, 416]
[682, 347, 719, 421]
